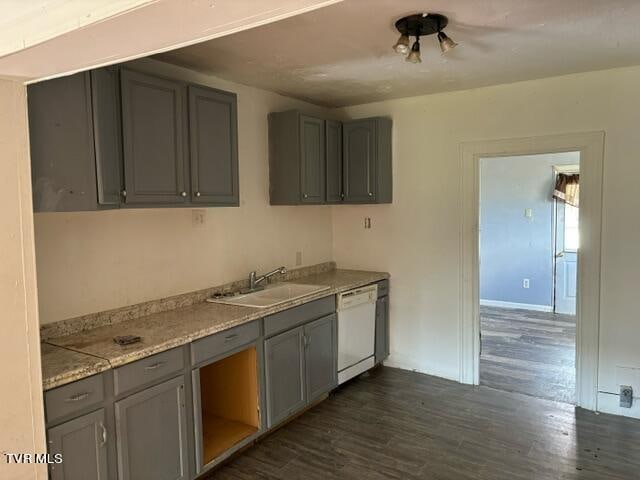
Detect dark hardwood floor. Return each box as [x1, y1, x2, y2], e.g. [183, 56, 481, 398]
[480, 306, 576, 404]
[206, 366, 640, 480]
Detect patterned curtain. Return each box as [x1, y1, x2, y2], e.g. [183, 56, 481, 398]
[553, 173, 579, 207]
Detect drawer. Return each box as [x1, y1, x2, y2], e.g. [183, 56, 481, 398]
[45, 373, 104, 424]
[264, 296, 336, 337]
[114, 347, 184, 396]
[191, 320, 260, 366]
[377, 279, 389, 298]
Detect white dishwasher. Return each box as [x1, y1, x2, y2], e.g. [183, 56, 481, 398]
[337, 283, 378, 384]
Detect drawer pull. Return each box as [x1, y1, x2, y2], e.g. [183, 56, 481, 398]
[224, 334, 239, 342]
[65, 392, 90, 402]
[144, 361, 166, 371]
[99, 422, 107, 446]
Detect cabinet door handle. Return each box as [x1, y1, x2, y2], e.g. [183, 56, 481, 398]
[195, 192, 201, 197]
[99, 422, 107, 446]
[121, 189, 127, 198]
[340, 193, 345, 199]
[144, 361, 166, 371]
[180, 191, 187, 198]
[303, 193, 308, 199]
[65, 392, 90, 402]
[368, 192, 373, 197]
[224, 334, 239, 342]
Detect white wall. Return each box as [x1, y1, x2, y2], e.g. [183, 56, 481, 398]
[332, 66, 640, 408]
[35, 58, 335, 324]
[0, 79, 46, 480]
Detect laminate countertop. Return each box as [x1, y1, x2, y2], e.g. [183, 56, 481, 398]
[42, 269, 389, 390]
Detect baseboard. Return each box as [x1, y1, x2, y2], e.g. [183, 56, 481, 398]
[480, 299, 553, 312]
[597, 392, 640, 419]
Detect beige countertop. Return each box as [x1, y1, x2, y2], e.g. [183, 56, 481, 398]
[42, 269, 388, 390]
[41, 343, 111, 391]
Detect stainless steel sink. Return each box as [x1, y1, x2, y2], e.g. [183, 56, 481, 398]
[206, 283, 330, 308]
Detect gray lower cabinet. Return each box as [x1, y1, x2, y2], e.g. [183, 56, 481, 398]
[305, 314, 337, 401]
[375, 295, 390, 364]
[188, 85, 239, 205]
[342, 117, 392, 204]
[47, 409, 108, 480]
[120, 69, 189, 205]
[264, 327, 306, 427]
[264, 313, 337, 428]
[114, 375, 189, 480]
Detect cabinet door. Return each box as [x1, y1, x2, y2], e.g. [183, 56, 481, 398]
[188, 86, 239, 205]
[325, 120, 343, 203]
[48, 409, 108, 480]
[375, 296, 390, 363]
[343, 119, 377, 203]
[115, 376, 189, 480]
[28, 72, 99, 212]
[91, 66, 123, 206]
[304, 314, 337, 401]
[264, 327, 306, 428]
[299, 115, 325, 204]
[120, 70, 188, 204]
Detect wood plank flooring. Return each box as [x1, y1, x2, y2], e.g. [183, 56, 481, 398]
[480, 306, 576, 404]
[205, 366, 640, 480]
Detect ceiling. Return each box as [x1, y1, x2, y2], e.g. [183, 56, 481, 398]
[156, 0, 640, 107]
[0, 0, 154, 58]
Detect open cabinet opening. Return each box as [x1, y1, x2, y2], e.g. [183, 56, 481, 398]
[199, 347, 260, 464]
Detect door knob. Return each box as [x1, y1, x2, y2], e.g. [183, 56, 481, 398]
[555, 251, 565, 258]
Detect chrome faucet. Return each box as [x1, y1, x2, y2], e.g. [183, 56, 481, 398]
[249, 266, 287, 291]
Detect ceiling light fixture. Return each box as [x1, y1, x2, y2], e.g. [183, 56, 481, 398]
[392, 13, 458, 62]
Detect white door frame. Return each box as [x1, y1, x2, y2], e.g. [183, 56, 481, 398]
[460, 131, 604, 411]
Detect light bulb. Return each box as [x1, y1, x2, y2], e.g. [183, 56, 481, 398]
[392, 34, 410, 54]
[406, 39, 421, 63]
[437, 31, 458, 53]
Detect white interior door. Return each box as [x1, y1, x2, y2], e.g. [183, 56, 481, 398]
[554, 200, 579, 314]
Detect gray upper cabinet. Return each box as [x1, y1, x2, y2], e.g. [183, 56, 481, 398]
[304, 314, 337, 401]
[268, 110, 326, 205]
[48, 409, 109, 480]
[188, 85, 239, 205]
[300, 115, 326, 203]
[264, 327, 306, 428]
[28, 70, 122, 212]
[325, 120, 343, 203]
[115, 375, 189, 480]
[120, 69, 189, 205]
[343, 117, 392, 204]
[341, 117, 392, 204]
[269, 111, 391, 205]
[91, 67, 124, 206]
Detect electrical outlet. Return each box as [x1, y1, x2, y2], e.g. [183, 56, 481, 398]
[295, 251, 303, 266]
[524, 208, 533, 219]
[620, 386, 633, 408]
[364, 217, 372, 229]
[523, 278, 530, 289]
[192, 209, 206, 228]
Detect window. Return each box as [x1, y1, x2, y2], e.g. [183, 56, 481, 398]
[564, 203, 579, 251]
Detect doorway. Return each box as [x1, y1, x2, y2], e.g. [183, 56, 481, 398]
[461, 132, 604, 411]
[478, 153, 579, 403]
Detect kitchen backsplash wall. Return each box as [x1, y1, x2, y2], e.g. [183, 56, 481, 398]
[34, 58, 335, 324]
